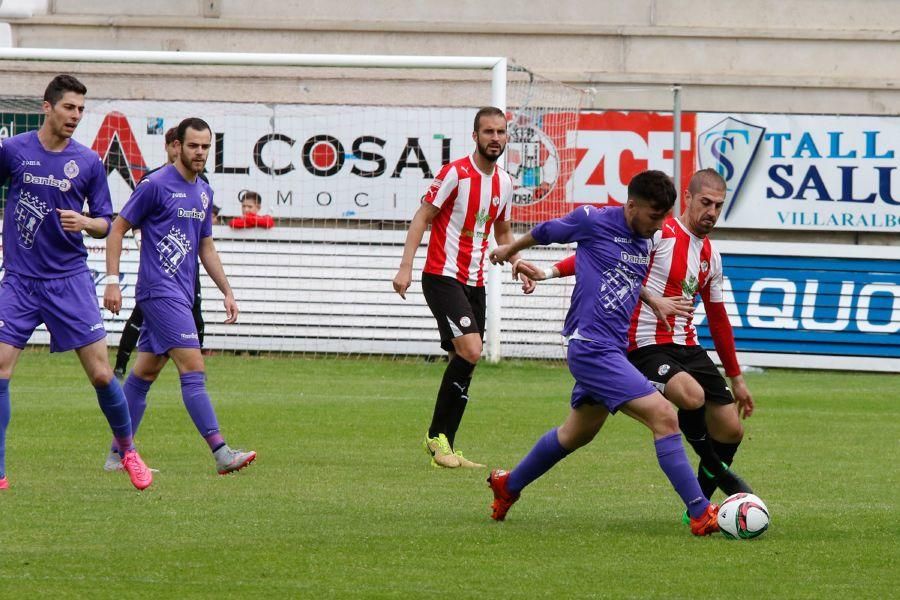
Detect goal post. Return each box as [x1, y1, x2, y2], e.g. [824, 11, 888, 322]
[0, 48, 531, 361]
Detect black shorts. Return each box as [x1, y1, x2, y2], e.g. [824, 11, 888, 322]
[421, 273, 486, 352]
[627, 344, 734, 405]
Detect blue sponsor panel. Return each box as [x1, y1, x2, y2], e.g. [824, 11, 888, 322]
[696, 254, 900, 359]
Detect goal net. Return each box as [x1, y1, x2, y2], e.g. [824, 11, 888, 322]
[0, 51, 681, 361]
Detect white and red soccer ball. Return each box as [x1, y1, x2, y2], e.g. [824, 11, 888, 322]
[717, 493, 770, 539]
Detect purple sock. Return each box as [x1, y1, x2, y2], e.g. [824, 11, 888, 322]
[506, 428, 571, 493]
[180, 372, 223, 451]
[95, 378, 133, 454]
[655, 433, 710, 518]
[112, 373, 153, 454]
[0, 379, 9, 478]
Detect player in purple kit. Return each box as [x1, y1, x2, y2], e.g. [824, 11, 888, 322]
[103, 117, 256, 475]
[0, 74, 151, 491]
[487, 170, 720, 535]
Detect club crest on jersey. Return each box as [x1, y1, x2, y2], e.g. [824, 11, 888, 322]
[459, 316, 472, 328]
[598, 264, 640, 313]
[156, 227, 192, 276]
[658, 364, 671, 376]
[491, 196, 500, 207]
[700, 260, 710, 273]
[200, 191, 209, 209]
[682, 275, 699, 297]
[14, 190, 50, 249]
[63, 159, 79, 179]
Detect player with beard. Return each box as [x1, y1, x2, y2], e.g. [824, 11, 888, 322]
[393, 107, 533, 469]
[111, 127, 209, 391]
[103, 118, 256, 476]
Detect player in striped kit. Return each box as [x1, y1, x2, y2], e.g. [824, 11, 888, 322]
[518, 169, 755, 504]
[393, 107, 532, 469]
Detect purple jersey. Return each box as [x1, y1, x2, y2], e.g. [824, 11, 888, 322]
[531, 206, 653, 349]
[0, 131, 113, 278]
[120, 164, 213, 304]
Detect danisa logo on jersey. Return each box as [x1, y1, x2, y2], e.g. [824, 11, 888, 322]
[177, 208, 206, 221]
[698, 117, 766, 221]
[23, 172, 72, 192]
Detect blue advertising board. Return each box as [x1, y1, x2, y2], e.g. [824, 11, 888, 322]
[694, 242, 899, 371]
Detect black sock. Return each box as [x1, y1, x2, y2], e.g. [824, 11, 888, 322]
[678, 406, 727, 474]
[114, 322, 141, 372]
[711, 438, 740, 468]
[428, 355, 476, 447]
[678, 407, 730, 498]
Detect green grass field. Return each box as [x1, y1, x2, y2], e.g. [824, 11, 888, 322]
[0, 349, 896, 598]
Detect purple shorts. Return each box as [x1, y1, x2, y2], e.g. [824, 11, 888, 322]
[567, 338, 656, 414]
[0, 271, 107, 353]
[137, 296, 201, 355]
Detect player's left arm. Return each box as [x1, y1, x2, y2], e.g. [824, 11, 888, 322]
[700, 258, 754, 418]
[490, 205, 591, 266]
[198, 236, 238, 324]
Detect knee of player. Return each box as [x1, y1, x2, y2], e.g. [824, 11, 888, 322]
[89, 367, 115, 387]
[720, 421, 745, 443]
[666, 377, 705, 411]
[678, 391, 705, 411]
[457, 345, 482, 364]
[651, 403, 680, 436]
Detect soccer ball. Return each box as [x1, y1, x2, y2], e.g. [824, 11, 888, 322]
[717, 493, 770, 539]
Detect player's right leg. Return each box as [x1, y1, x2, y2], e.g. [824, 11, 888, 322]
[630, 345, 750, 499]
[0, 343, 23, 490]
[619, 391, 718, 535]
[488, 404, 606, 521]
[73, 338, 152, 491]
[0, 273, 41, 489]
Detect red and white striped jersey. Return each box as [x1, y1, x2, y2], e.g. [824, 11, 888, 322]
[422, 154, 513, 286]
[628, 216, 724, 350]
